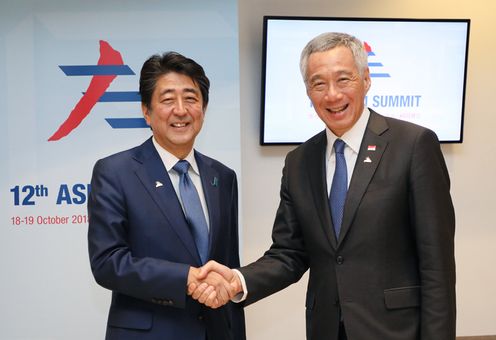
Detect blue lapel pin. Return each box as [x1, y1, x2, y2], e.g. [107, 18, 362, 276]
[211, 177, 218, 187]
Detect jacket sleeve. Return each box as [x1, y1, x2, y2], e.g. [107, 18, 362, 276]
[239, 154, 309, 306]
[87, 158, 190, 309]
[410, 129, 456, 338]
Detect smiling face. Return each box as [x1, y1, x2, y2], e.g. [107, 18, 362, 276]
[142, 72, 205, 158]
[306, 46, 371, 137]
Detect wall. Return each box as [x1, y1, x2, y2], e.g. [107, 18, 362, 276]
[238, 0, 496, 338]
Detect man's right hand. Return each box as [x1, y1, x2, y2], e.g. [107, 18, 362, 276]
[187, 261, 242, 309]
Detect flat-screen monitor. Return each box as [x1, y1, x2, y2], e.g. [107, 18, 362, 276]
[260, 16, 470, 144]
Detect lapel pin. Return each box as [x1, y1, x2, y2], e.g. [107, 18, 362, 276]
[367, 145, 377, 151]
[364, 157, 372, 163]
[211, 177, 219, 187]
[155, 181, 163, 188]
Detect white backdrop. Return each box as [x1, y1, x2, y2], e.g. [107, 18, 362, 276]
[0, 1, 240, 338]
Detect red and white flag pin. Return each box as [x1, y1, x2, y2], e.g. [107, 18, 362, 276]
[367, 145, 377, 151]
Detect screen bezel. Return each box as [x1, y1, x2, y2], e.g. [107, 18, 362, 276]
[260, 16, 470, 145]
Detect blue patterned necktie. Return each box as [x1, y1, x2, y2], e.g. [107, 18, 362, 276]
[173, 160, 209, 264]
[329, 139, 348, 238]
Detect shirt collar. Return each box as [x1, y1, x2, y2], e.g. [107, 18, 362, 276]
[325, 107, 370, 155]
[151, 137, 200, 175]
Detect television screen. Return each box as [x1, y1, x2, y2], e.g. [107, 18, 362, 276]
[260, 16, 470, 144]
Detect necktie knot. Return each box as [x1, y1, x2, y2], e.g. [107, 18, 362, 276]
[334, 139, 345, 154]
[173, 160, 190, 175]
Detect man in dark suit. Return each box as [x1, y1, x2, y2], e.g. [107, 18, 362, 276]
[88, 52, 245, 340]
[192, 32, 456, 339]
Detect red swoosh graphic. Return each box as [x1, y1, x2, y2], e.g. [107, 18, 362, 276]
[48, 40, 124, 141]
[364, 42, 372, 53]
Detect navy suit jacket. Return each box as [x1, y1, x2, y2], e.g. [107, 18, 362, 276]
[88, 137, 245, 340]
[240, 110, 456, 340]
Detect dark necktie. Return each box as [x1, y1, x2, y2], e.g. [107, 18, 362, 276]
[173, 160, 209, 264]
[329, 139, 348, 238]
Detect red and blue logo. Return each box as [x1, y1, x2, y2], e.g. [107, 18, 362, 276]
[365, 42, 391, 78]
[48, 40, 146, 141]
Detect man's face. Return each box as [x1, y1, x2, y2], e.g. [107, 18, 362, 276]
[306, 46, 371, 137]
[142, 72, 205, 158]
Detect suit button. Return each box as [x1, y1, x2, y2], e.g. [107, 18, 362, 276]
[198, 315, 204, 321]
[336, 256, 344, 265]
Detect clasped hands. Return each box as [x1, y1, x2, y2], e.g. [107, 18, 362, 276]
[187, 261, 242, 309]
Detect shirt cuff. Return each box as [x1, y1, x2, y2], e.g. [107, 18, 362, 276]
[231, 269, 248, 303]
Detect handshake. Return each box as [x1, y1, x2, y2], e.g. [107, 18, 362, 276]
[187, 260, 243, 309]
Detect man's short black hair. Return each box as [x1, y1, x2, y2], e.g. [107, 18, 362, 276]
[139, 51, 210, 109]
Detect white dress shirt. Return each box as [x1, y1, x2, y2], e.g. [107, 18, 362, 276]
[325, 108, 370, 194]
[152, 137, 210, 230]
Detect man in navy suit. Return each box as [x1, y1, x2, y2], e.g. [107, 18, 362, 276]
[193, 32, 456, 339]
[88, 52, 245, 340]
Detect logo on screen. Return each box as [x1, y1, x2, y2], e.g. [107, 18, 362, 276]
[364, 42, 391, 78]
[48, 40, 146, 141]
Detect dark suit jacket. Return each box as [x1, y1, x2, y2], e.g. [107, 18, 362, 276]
[240, 110, 456, 340]
[88, 137, 245, 340]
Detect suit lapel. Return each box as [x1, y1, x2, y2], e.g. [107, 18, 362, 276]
[132, 138, 201, 264]
[337, 111, 389, 246]
[195, 151, 220, 260]
[306, 132, 338, 249]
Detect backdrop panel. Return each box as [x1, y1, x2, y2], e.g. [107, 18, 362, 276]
[0, 1, 240, 338]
